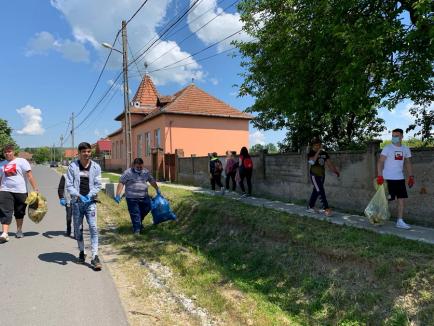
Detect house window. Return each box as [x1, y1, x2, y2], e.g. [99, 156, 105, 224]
[137, 134, 143, 158]
[155, 128, 161, 149]
[145, 132, 151, 157]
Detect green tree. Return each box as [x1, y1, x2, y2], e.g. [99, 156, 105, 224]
[235, 0, 433, 151]
[250, 143, 278, 154]
[33, 147, 51, 164]
[0, 119, 18, 159]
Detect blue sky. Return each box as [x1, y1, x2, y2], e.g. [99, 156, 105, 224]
[0, 0, 421, 149]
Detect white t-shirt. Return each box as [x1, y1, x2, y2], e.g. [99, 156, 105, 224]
[0, 158, 31, 193]
[381, 144, 411, 180]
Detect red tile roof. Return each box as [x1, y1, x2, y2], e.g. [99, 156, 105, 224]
[97, 139, 112, 152]
[64, 148, 78, 158]
[131, 75, 159, 108]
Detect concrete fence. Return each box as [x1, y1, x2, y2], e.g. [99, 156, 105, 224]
[177, 141, 434, 227]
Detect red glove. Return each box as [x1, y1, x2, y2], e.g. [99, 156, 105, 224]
[408, 176, 415, 188]
[377, 176, 384, 185]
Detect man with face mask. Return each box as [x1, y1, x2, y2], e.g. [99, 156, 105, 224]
[377, 128, 414, 229]
[114, 158, 160, 234]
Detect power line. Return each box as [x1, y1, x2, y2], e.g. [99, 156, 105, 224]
[75, 30, 121, 119]
[128, 39, 144, 79]
[73, 71, 123, 131]
[147, 0, 240, 68]
[147, 47, 237, 74]
[126, 0, 151, 25]
[152, 29, 242, 72]
[129, 0, 203, 68]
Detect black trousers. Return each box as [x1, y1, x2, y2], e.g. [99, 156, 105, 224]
[65, 205, 72, 232]
[210, 174, 223, 190]
[308, 174, 329, 209]
[225, 172, 236, 191]
[239, 169, 252, 195]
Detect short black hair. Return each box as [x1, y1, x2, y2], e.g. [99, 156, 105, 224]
[78, 142, 91, 151]
[212, 152, 218, 157]
[310, 137, 322, 145]
[133, 158, 144, 165]
[3, 143, 15, 152]
[392, 128, 404, 135]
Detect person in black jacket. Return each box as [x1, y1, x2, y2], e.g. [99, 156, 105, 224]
[209, 152, 225, 195]
[57, 174, 73, 237]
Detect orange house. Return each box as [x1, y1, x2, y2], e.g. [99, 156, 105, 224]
[106, 75, 251, 177]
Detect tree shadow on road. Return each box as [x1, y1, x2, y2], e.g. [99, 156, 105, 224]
[42, 231, 66, 239]
[9, 231, 39, 237]
[38, 251, 93, 270]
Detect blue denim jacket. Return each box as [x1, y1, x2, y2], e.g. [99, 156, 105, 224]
[66, 159, 101, 199]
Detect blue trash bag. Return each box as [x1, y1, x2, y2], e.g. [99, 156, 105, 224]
[151, 194, 177, 225]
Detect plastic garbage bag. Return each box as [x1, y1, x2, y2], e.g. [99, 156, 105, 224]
[364, 184, 390, 225]
[151, 194, 176, 225]
[25, 192, 48, 224]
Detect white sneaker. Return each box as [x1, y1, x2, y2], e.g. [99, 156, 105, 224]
[16, 230, 24, 238]
[396, 219, 411, 230]
[306, 208, 317, 214]
[0, 233, 9, 243]
[220, 187, 226, 195]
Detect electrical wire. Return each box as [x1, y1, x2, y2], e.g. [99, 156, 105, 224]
[126, 0, 151, 25]
[128, 39, 144, 79]
[147, 0, 240, 68]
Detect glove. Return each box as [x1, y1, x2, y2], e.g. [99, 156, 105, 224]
[376, 176, 384, 185]
[79, 195, 91, 203]
[114, 195, 121, 204]
[59, 198, 66, 206]
[408, 176, 415, 188]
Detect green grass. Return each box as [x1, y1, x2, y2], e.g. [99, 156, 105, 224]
[98, 186, 434, 326]
[101, 171, 120, 183]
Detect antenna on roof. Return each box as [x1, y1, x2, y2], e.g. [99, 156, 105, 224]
[144, 62, 149, 76]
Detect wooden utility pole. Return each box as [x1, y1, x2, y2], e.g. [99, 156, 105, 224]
[121, 20, 132, 169]
[71, 112, 75, 151]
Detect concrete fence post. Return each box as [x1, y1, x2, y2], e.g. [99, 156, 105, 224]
[367, 140, 382, 187]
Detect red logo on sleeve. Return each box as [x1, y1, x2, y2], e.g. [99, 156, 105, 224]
[394, 151, 403, 160]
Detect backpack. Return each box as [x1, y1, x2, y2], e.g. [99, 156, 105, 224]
[243, 156, 253, 169]
[214, 159, 223, 173]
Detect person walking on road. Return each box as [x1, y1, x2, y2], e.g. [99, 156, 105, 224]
[0, 144, 39, 243]
[57, 174, 73, 237]
[306, 138, 340, 216]
[238, 147, 253, 197]
[377, 128, 414, 229]
[66, 142, 102, 270]
[225, 151, 238, 192]
[114, 158, 160, 235]
[209, 152, 225, 194]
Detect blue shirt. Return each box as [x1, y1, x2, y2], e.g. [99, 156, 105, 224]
[120, 168, 155, 198]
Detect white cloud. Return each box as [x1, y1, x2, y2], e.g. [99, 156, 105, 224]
[249, 130, 265, 146]
[187, 0, 253, 51]
[210, 77, 219, 85]
[16, 105, 45, 135]
[26, 31, 89, 62]
[49, 0, 203, 85]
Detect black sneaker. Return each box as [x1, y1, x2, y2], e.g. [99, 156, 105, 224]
[78, 251, 86, 264]
[65, 226, 71, 237]
[91, 255, 102, 271]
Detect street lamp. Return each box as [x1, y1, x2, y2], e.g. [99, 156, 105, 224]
[101, 21, 132, 169]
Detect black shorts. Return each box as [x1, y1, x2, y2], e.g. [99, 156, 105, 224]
[0, 191, 28, 225]
[386, 179, 408, 201]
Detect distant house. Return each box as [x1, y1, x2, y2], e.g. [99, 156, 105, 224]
[106, 75, 251, 178]
[92, 138, 112, 158]
[18, 151, 33, 161]
[63, 148, 78, 160]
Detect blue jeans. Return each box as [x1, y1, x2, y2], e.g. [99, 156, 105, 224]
[72, 201, 98, 257]
[126, 197, 151, 233]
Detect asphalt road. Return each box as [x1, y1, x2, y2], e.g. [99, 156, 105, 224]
[0, 165, 128, 326]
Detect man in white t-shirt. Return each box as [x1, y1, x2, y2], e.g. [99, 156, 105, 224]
[0, 144, 39, 242]
[377, 128, 414, 229]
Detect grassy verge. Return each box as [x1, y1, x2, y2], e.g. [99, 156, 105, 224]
[98, 186, 434, 325]
[101, 171, 121, 183]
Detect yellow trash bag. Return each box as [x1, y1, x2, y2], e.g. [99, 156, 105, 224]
[25, 192, 48, 223]
[364, 184, 390, 225]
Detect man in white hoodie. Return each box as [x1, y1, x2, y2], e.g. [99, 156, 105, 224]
[377, 128, 414, 229]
